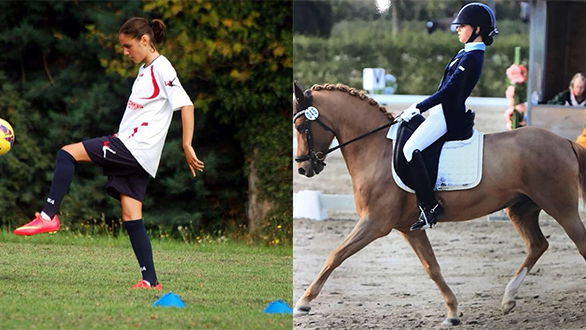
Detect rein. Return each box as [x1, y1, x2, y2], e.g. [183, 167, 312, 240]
[294, 106, 398, 165]
[326, 120, 396, 155]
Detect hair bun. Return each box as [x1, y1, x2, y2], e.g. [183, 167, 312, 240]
[150, 19, 167, 44]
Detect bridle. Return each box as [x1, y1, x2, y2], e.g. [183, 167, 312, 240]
[293, 106, 335, 170]
[293, 104, 398, 169]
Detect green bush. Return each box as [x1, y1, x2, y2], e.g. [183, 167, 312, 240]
[0, 1, 292, 244]
[294, 19, 528, 97]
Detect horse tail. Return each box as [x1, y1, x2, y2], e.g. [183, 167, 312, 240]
[570, 140, 586, 204]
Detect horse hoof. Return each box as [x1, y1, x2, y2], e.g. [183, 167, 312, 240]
[502, 300, 516, 315]
[442, 318, 461, 326]
[294, 305, 311, 316]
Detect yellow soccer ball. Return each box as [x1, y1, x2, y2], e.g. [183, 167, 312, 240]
[0, 118, 15, 156]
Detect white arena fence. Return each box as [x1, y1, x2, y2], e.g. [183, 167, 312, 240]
[293, 190, 355, 221]
[293, 190, 585, 221]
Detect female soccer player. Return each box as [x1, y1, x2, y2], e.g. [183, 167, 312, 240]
[14, 17, 204, 289]
[397, 3, 498, 231]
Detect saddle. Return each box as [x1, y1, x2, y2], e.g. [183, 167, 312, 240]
[392, 110, 477, 192]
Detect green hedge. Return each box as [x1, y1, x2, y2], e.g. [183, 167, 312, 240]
[0, 1, 292, 244]
[294, 19, 528, 97]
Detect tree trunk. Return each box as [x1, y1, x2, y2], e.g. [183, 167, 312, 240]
[391, 0, 400, 38]
[247, 148, 275, 232]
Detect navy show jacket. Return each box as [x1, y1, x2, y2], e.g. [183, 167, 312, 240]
[416, 44, 484, 140]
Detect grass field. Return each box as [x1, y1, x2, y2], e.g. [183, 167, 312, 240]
[0, 230, 292, 329]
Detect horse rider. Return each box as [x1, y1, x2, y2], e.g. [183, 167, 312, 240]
[398, 3, 498, 231]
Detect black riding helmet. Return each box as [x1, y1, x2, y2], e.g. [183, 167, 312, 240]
[452, 2, 498, 45]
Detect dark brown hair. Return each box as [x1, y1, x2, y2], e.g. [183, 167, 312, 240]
[119, 17, 166, 46]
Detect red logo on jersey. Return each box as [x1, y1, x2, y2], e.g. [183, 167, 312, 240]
[127, 100, 144, 110]
[165, 78, 176, 87]
[140, 66, 160, 99]
[129, 122, 149, 138]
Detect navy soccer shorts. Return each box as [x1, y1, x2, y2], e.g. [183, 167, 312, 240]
[82, 136, 149, 202]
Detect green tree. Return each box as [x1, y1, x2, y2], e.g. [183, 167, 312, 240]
[140, 0, 293, 240]
[294, 18, 527, 98]
[294, 1, 333, 37]
[0, 1, 292, 243]
[0, 1, 142, 229]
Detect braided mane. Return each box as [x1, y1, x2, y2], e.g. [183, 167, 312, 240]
[310, 83, 394, 119]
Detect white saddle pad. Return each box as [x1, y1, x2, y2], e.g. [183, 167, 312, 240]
[387, 128, 484, 193]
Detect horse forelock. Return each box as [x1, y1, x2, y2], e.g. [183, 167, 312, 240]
[310, 83, 394, 119]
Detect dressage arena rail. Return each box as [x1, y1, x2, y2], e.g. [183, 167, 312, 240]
[293, 190, 355, 220]
[293, 190, 586, 221]
[293, 94, 585, 221]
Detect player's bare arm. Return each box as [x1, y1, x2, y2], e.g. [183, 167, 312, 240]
[181, 105, 204, 177]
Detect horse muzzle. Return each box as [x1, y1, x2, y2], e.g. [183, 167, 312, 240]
[296, 158, 325, 177]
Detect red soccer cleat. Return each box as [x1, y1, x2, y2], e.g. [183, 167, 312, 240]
[131, 280, 162, 290]
[14, 213, 60, 236]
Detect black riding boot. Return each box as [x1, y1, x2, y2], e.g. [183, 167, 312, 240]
[408, 149, 443, 231]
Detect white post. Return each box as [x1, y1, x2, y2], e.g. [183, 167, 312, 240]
[363, 68, 386, 94]
[293, 190, 327, 220]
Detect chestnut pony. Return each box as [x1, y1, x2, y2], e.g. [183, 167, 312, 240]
[293, 82, 586, 326]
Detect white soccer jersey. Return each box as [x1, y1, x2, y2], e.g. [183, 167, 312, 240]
[117, 55, 192, 177]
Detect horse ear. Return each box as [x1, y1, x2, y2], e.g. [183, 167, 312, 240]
[293, 81, 305, 102]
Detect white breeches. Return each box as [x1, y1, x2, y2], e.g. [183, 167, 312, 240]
[403, 105, 447, 162]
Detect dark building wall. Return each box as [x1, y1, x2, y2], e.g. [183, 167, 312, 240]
[544, 1, 586, 101]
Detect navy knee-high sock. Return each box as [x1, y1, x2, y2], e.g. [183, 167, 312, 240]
[124, 219, 157, 285]
[41, 149, 76, 218]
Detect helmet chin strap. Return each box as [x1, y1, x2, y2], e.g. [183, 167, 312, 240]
[466, 26, 480, 43]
